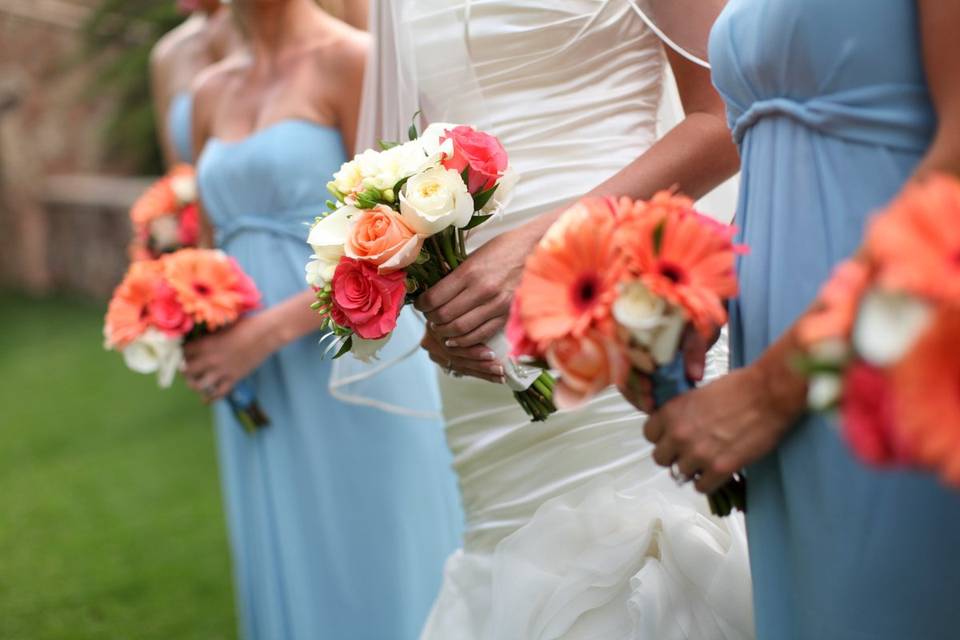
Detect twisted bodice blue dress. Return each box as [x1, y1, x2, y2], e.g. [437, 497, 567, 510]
[196, 120, 462, 640]
[710, 1, 960, 638]
[168, 92, 193, 164]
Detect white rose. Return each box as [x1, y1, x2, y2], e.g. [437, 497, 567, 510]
[479, 166, 518, 217]
[368, 142, 435, 192]
[149, 215, 181, 252]
[331, 157, 365, 198]
[853, 289, 933, 366]
[170, 175, 197, 204]
[419, 122, 458, 157]
[613, 281, 687, 365]
[306, 206, 355, 287]
[350, 335, 390, 363]
[399, 167, 474, 235]
[122, 328, 183, 388]
[807, 373, 843, 411]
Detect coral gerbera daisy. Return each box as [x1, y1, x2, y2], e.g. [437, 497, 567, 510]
[515, 198, 625, 349]
[163, 249, 260, 330]
[616, 191, 740, 336]
[866, 173, 960, 305]
[890, 307, 960, 486]
[104, 260, 165, 348]
[798, 259, 872, 345]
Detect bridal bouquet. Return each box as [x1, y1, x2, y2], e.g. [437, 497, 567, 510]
[507, 193, 747, 515]
[799, 174, 960, 485]
[306, 120, 557, 421]
[104, 248, 269, 432]
[129, 164, 200, 261]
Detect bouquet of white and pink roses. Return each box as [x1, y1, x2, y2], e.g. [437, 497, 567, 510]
[305, 120, 557, 421]
[129, 165, 201, 261]
[104, 248, 269, 432]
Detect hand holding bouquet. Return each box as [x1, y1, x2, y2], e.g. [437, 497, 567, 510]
[104, 248, 269, 432]
[507, 193, 748, 516]
[129, 165, 201, 261]
[799, 174, 960, 485]
[306, 119, 557, 421]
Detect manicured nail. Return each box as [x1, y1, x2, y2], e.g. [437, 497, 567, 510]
[489, 364, 505, 376]
[483, 350, 497, 361]
[445, 339, 458, 348]
[498, 376, 507, 385]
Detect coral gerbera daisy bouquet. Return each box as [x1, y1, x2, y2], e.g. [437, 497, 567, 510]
[104, 248, 269, 432]
[798, 174, 960, 485]
[305, 118, 557, 421]
[507, 193, 748, 516]
[129, 165, 201, 261]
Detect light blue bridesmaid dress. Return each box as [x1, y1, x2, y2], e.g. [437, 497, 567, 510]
[167, 92, 193, 164]
[710, 1, 960, 638]
[194, 120, 463, 640]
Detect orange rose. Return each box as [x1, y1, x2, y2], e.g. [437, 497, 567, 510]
[345, 205, 424, 273]
[547, 329, 629, 409]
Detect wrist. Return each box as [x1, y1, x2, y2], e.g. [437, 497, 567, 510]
[752, 329, 809, 425]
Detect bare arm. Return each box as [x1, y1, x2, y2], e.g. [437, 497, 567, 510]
[642, 0, 960, 494]
[150, 46, 177, 168]
[332, 32, 369, 156]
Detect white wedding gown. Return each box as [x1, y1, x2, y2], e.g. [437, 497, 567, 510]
[358, 1, 755, 638]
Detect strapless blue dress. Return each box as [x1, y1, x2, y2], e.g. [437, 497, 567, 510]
[710, 1, 960, 638]
[196, 120, 462, 640]
[167, 92, 193, 164]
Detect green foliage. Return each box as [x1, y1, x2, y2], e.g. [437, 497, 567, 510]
[81, 1, 184, 174]
[0, 292, 236, 639]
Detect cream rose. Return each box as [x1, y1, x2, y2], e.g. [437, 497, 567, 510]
[853, 289, 933, 366]
[170, 174, 197, 204]
[350, 335, 390, 363]
[123, 328, 183, 388]
[399, 167, 474, 235]
[613, 281, 686, 365]
[306, 206, 355, 287]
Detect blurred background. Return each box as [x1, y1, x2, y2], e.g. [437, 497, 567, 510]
[1, 1, 237, 637]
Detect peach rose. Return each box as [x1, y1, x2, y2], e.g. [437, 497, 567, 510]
[546, 329, 629, 409]
[345, 205, 424, 273]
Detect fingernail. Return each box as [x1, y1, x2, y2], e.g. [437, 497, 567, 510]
[445, 339, 458, 348]
[498, 376, 507, 385]
[483, 350, 497, 361]
[489, 364, 505, 376]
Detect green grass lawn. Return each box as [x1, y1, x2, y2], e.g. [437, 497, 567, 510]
[0, 292, 237, 640]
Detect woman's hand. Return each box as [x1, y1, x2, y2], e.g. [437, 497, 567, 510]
[183, 313, 278, 402]
[420, 329, 506, 384]
[618, 326, 718, 413]
[641, 335, 809, 494]
[415, 226, 536, 349]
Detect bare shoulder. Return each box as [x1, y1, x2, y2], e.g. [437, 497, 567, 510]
[150, 16, 204, 72]
[190, 53, 248, 110]
[311, 20, 369, 78]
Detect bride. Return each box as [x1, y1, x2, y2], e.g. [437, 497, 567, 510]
[353, 1, 754, 637]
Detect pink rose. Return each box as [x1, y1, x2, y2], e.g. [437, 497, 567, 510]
[148, 281, 194, 337]
[840, 363, 912, 466]
[330, 258, 406, 340]
[441, 126, 508, 194]
[547, 329, 629, 409]
[177, 203, 200, 247]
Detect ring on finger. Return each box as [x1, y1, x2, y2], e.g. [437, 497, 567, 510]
[670, 462, 693, 486]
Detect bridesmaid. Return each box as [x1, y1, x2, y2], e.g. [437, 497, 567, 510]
[182, 1, 462, 638]
[636, 1, 960, 638]
[150, 0, 239, 166]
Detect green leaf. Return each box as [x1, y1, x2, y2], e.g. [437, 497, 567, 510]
[460, 168, 470, 187]
[472, 184, 498, 211]
[408, 110, 422, 141]
[379, 140, 400, 150]
[333, 336, 354, 359]
[393, 175, 411, 196]
[464, 214, 493, 230]
[652, 220, 666, 255]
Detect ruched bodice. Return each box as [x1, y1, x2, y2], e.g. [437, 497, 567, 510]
[709, 2, 960, 638]
[710, 0, 935, 150]
[195, 119, 462, 640]
[198, 121, 346, 249]
[168, 92, 194, 164]
[404, 0, 666, 246]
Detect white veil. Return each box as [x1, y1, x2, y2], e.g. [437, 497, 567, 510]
[331, 0, 736, 412]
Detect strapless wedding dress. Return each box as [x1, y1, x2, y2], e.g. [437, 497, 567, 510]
[363, 1, 755, 637]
